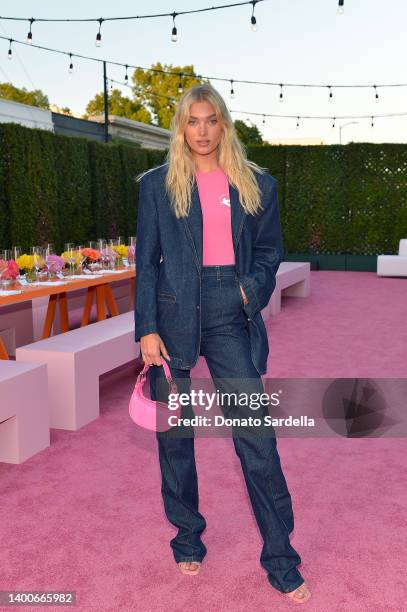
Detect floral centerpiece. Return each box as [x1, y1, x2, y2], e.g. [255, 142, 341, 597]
[60, 250, 82, 275]
[111, 244, 128, 268]
[15, 254, 37, 281]
[100, 247, 118, 269]
[80, 248, 102, 271]
[45, 254, 65, 277]
[0, 258, 20, 287]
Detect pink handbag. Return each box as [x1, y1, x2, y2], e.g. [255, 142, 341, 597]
[129, 359, 181, 432]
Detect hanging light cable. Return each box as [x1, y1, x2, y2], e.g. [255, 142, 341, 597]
[26, 18, 34, 44]
[95, 18, 103, 47]
[171, 12, 178, 42]
[250, 0, 258, 32]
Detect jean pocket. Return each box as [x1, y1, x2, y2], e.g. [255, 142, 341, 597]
[157, 292, 176, 303]
[235, 278, 245, 308]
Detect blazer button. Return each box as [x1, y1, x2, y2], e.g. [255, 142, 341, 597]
[197, 305, 200, 309]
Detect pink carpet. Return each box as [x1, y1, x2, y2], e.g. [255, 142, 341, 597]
[1, 271, 406, 611]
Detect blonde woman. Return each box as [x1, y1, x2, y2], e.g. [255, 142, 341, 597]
[134, 83, 311, 604]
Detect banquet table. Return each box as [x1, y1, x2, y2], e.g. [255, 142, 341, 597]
[0, 268, 135, 359]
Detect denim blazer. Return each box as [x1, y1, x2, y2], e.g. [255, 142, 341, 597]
[134, 162, 284, 375]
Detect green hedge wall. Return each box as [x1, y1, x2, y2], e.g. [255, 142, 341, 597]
[247, 142, 407, 255]
[0, 122, 406, 256]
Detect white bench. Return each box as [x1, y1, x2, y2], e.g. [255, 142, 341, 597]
[377, 239, 407, 277]
[0, 360, 49, 464]
[16, 312, 139, 431]
[262, 262, 311, 319]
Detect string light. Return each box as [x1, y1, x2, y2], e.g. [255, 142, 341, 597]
[279, 84, 284, 103]
[178, 73, 183, 94]
[1, 33, 405, 100]
[250, 0, 258, 32]
[26, 18, 34, 44]
[328, 85, 333, 102]
[230, 79, 235, 99]
[107, 76, 406, 132]
[68, 52, 73, 73]
[374, 85, 379, 103]
[171, 12, 178, 42]
[337, 0, 344, 15]
[7, 38, 12, 60]
[124, 64, 129, 83]
[229, 107, 407, 130]
[95, 18, 103, 47]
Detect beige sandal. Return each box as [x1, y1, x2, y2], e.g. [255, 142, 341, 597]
[284, 582, 311, 604]
[178, 561, 201, 576]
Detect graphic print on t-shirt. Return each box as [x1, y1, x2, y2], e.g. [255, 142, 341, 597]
[218, 193, 230, 207]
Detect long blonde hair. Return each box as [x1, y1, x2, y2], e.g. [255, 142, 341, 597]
[138, 83, 269, 218]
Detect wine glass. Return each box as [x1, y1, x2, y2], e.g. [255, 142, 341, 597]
[97, 238, 106, 251]
[30, 246, 44, 281]
[127, 237, 136, 266]
[76, 245, 87, 275]
[0, 250, 12, 289]
[11, 246, 22, 261]
[64, 243, 76, 277]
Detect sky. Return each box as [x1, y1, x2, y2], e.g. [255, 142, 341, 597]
[0, 0, 406, 145]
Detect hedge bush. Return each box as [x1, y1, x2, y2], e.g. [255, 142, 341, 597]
[0, 122, 406, 256]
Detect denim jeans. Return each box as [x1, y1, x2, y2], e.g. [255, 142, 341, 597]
[148, 264, 305, 594]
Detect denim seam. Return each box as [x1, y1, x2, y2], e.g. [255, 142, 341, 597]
[263, 442, 301, 591]
[166, 446, 195, 559]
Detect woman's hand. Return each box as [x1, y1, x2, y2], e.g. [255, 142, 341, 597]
[140, 333, 171, 366]
[239, 284, 249, 305]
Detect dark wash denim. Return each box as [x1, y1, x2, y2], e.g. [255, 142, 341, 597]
[134, 162, 284, 375]
[148, 265, 305, 594]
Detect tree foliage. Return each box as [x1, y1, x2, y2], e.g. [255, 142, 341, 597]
[0, 82, 49, 108]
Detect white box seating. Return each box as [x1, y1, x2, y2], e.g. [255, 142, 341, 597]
[262, 262, 311, 319]
[16, 312, 139, 431]
[377, 239, 407, 277]
[0, 361, 49, 464]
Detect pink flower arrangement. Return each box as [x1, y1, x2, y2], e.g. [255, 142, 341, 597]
[0, 259, 20, 280]
[100, 247, 117, 263]
[45, 254, 65, 274]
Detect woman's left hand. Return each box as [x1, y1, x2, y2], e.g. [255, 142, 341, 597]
[239, 284, 248, 305]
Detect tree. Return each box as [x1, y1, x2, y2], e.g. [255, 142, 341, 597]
[234, 119, 264, 146]
[131, 63, 204, 129]
[83, 88, 151, 122]
[0, 82, 49, 108]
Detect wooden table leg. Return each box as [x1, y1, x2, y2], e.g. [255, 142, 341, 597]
[104, 284, 119, 317]
[0, 336, 9, 360]
[130, 277, 135, 305]
[42, 294, 58, 338]
[96, 286, 106, 321]
[81, 286, 95, 327]
[58, 292, 70, 333]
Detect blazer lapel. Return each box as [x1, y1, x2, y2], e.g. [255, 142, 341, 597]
[182, 178, 246, 275]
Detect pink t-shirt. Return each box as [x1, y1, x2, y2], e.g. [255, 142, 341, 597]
[195, 167, 235, 265]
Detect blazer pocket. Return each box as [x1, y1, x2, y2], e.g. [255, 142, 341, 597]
[157, 292, 176, 303]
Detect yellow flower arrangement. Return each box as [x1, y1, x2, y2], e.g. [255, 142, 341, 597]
[112, 244, 128, 257]
[16, 254, 34, 270]
[60, 250, 82, 265]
